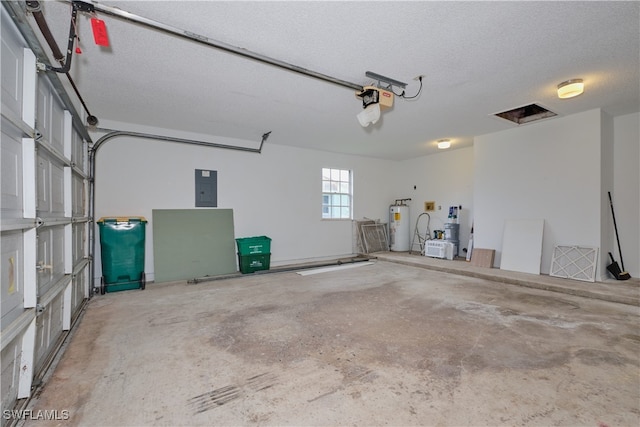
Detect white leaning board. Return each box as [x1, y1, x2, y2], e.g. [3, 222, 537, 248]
[500, 219, 544, 275]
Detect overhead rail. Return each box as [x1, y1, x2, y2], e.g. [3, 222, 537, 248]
[91, 129, 270, 154]
[68, 0, 365, 92]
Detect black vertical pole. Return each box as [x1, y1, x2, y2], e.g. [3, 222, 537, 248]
[608, 191, 626, 271]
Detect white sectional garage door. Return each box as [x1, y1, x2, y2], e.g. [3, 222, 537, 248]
[1, 5, 90, 422]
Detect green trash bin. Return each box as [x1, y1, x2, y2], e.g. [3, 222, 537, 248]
[97, 217, 147, 294]
[235, 236, 271, 273]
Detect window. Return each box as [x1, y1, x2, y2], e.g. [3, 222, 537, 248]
[322, 168, 352, 219]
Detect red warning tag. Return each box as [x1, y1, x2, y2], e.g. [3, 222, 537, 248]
[91, 18, 109, 47]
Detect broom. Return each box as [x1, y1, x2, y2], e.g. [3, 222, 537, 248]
[607, 192, 631, 281]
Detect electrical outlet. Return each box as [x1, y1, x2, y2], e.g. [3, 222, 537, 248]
[424, 201, 435, 211]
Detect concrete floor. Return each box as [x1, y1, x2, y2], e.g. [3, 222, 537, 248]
[22, 256, 639, 426]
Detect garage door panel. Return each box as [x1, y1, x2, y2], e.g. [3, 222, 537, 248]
[36, 225, 66, 295]
[71, 267, 87, 317]
[51, 227, 65, 279]
[1, 333, 22, 416]
[72, 222, 86, 264]
[50, 96, 65, 154]
[34, 290, 64, 375]
[72, 131, 84, 172]
[72, 173, 85, 217]
[50, 161, 65, 216]
[35, 77, 50, 145]
[36, 228, 51, 293]
[36, 152, 66, 218]
[35, 75, 66, 155]
[1, 9, 23, 120]
[1, 121, 22, 219]
[36, 152, 50, 214]
[1, 231, 24, 329]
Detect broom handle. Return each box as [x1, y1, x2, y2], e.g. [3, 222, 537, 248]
[608, 191, 626, 271]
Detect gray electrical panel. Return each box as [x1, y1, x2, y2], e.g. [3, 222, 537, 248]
[195, 169, 217, 207]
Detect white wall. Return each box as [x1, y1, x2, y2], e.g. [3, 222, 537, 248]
[92, 122, 395, 283]
[473, 109, 604, 278]
[92, 110, 638, 285]
[400, 110, 638, 280]
[613, 112, 639, 277]
[601, 111, 615, 279]
[393, 147, 474, 255]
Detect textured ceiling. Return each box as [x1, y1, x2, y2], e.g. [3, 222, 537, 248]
[16, 1, 640, 160]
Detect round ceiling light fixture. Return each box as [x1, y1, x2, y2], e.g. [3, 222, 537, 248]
[437, 139, 451, 149]
[557, 79, 584, 99]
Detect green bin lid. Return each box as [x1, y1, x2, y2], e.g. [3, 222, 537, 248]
[97, 216, 147, 223]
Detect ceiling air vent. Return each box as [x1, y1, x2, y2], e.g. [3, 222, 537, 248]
[494, 103, 557, 125]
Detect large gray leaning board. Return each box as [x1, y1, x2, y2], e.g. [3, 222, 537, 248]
[152, 209, 237, 283]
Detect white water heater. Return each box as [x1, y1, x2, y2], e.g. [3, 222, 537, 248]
[389, 200, 410, 251]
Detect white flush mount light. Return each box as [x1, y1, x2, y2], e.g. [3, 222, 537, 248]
[437, 139, 451, 149]
[557, 79, 584, 99]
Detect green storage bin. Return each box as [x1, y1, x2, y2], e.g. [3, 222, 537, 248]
[235, 236, 272, 255]
[238, 253, 271, 274]
[97, 217, 147, 293]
